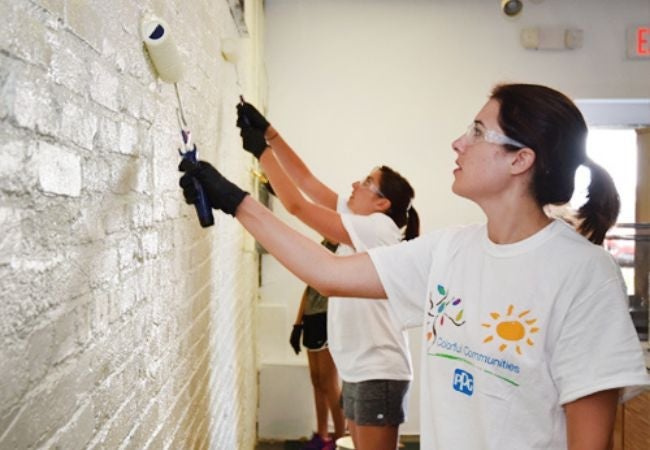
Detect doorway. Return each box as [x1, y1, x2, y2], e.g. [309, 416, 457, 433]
[575, 99, 650, 343]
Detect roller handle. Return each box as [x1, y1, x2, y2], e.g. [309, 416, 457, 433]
[238, 95, 251, 127]
[182, 146, 214, 228]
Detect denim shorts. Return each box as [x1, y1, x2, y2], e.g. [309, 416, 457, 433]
[340, 379, 410, 426]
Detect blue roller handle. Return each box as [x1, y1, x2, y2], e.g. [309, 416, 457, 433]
[182, 146, 214, 228]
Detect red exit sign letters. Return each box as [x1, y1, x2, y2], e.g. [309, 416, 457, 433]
[627, 25, 650, 58]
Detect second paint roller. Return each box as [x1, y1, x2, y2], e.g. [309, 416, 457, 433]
[141, 16, 214, 227]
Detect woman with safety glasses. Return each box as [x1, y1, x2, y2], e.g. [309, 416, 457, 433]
[180, 84, 648, 450]
[236, 101, 419, 450]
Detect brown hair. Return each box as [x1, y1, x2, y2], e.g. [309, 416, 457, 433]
[377, 166, 420, 241]
[490, 84, 620, 244]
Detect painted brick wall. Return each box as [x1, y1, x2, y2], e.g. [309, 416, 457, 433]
[0, 1, 262, 449]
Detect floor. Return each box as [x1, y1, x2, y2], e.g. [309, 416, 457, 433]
[255, 436, 420, 450]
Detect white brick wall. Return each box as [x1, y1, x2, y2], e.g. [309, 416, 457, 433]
[0, 1, 263, 449]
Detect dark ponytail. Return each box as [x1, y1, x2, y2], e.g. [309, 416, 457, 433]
[377, 166, 420, 241]
[576, 160, 620, 245]
[490, 83, 620, 245]
[404, 206, 420, 241]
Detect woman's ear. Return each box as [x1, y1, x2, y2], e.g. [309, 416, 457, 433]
[510, 147, 536, 175]
[376, 197, 392, 213]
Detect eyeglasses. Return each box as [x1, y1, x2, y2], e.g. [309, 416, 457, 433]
[361, 176, 385, 198]
[465, 122, 526, 148]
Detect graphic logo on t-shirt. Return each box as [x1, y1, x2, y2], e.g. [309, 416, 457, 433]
[452, 368, 474, 396]
[481, 304, 539, 356]
[426, 284, 466, 349]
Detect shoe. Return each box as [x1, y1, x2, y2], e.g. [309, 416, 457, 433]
[301, 433, 324, 450]
[321, 438, 335, 450]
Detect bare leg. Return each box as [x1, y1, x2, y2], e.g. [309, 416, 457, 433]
[320, 349, 346, 440]
[308, 348, 346, 440]
[308, 350, 330, 439]
[348, 420, 358, 447]
[349, 420, 399, 450]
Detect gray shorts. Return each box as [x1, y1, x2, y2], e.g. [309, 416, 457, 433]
[340, 379, 410, 426]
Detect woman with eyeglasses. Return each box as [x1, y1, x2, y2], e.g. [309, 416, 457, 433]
[236, 101, 419, 450]
[180, 84, 649, 450]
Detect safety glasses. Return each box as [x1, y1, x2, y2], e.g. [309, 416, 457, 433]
[465, 122, 526, 148]
[361, 176, 385, 198]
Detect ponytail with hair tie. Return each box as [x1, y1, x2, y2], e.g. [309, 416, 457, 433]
[404, 206, 420, 241]
[489, 84, 621, 246]
[576, 159, 620, 245]
[377, 165, 420, 241]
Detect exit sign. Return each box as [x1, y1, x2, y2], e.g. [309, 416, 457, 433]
[627, 25, 650, 58]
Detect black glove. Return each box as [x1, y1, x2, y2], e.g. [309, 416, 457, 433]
[240, 126, 269, 159]
[179, 160, 249, 216]
[289, 324, 303, 355]
[237, 101, 270, 132]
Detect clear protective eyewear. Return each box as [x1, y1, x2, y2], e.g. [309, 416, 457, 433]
[465, 122, 526, 148]
[361, 175, 385, 198]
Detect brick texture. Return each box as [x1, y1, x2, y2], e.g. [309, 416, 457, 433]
[0, 1, 262, 449]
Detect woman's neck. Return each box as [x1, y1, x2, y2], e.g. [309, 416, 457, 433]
[483, 199, 552, 244]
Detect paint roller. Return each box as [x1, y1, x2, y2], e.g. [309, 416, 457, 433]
[141, 16, 214, 228]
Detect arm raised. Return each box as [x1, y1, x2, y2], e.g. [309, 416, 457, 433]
[265, 125, 338, 209]
[179, 160, 385, 299]
[236, 100, 337, 208]
[236, 195, 385, 298]
[257, 144, 353, 246]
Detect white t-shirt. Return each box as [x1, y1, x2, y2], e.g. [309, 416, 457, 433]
[368, 220, 649, 450]
[327, 196, 413, 382]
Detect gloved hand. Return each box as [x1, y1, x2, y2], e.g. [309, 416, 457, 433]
[237, 101, 270, 132]
[289, 324, 303, 355]
[240, 126, 269, 159]
[179, 160, 249, 216]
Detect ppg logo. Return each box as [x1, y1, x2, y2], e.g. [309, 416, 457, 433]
[452, 368, 474, 396]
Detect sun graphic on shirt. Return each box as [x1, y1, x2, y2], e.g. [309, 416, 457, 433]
[481, 305, 539, 355]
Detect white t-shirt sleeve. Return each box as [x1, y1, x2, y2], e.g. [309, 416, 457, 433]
[368, 233, 439, 328]
[552, 273, 650, 404]
[340, 213, 401, 251]
[336, 194, 402, 252]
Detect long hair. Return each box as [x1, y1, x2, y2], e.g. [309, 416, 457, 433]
[377, 166, 420, 241]
[490, 84, 620, 244]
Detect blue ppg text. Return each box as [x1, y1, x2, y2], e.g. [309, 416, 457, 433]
[453, 368, 474, 396]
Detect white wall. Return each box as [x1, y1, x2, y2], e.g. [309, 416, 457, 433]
[258, 0, 650, 439]
[0, 1, 264, 449]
